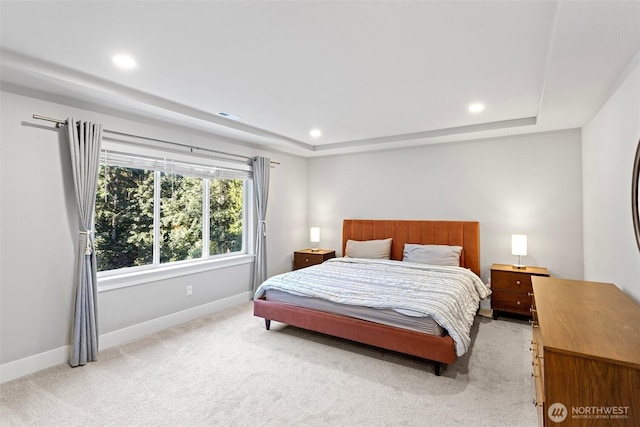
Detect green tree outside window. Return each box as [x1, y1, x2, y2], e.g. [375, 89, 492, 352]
[95, 163, 246, 273]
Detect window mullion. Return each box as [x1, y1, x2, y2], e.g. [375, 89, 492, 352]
[203, 179, 210, 258]
[243, 180, 250, 253]
[153, 170, 161, 265]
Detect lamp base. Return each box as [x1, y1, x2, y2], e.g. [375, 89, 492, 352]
[512, 264, 527, 270]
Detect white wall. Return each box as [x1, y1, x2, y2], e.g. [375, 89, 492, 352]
[0, 89, 308, 378]
[582, 59, 640, 302]
[308, 130, 584, 283]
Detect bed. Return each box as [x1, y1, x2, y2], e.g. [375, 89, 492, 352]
[253, 219, 487, 375]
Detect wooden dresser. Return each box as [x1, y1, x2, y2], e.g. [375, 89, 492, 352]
[531, 276, 640, 426]
[490, 263, 549, 319]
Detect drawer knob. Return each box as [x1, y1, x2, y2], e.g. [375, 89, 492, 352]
[516, 301, 521, 305]
[516, 280, 521, 285]
[305, 258, 309, 262]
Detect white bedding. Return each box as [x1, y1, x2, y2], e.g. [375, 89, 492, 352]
[254, 257, 491, 356]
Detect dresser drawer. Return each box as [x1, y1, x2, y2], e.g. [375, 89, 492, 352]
[491, 290, 532, 315]
[492, 270, 533, 291]
[531, 324, 545, 426]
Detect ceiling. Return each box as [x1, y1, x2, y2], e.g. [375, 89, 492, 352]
[1, 1, 639, 157]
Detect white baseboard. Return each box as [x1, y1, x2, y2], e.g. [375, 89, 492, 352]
[0, 292, 251, 384]
[0, 346, 71, 385]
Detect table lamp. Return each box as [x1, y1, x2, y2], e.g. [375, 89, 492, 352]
[310, 227, 320, 251]
[512, 234, 527, 269]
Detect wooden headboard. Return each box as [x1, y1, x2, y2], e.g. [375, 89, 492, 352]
[342, 219, 480, 276]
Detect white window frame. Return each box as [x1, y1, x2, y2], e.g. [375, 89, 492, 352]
[96, 140, 254, 292]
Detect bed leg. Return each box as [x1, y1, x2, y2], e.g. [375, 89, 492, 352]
[265, 319, 271, 330]
[434, 361, 442, 376]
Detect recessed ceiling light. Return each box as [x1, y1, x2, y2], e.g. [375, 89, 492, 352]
[112, 54, 136, 69]
[310, 129, 322, 138]
[468, 103, 485, 113]
[216, 112, 242, 121]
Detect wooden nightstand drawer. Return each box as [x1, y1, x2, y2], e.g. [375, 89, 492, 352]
[492, 270, 533, 291]
[293, 249, 335, 270]
[294, 252, 323, 268]
[491, 290, 532, 316]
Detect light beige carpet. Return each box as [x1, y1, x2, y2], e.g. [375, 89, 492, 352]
[0, 302, 537, 426]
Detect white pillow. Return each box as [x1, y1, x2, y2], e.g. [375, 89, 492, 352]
[402, 244, 463, 267]
[345, 238, 392, 259]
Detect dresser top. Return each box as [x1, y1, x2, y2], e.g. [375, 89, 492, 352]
[532, 276, 640, 368]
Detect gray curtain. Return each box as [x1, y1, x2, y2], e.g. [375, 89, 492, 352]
[252, 157, 271, 292]
[67, 117, 102, 367]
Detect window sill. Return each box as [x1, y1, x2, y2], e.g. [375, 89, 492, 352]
[97, 254, 255, 293]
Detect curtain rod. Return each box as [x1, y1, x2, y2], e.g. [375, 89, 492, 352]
[32, 114, 279, 165]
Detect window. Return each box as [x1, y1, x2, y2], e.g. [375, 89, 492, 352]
[95, 165, 154, 271]
[94, 151, 250, 273]
[159, 172, 204, 263]
[209, 178, 244, 255]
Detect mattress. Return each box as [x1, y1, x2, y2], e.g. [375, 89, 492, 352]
[265, 289, 446, 336]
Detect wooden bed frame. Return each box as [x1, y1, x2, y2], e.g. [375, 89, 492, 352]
[253, 219, 481, 375]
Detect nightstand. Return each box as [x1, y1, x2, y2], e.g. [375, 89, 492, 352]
[490, 263, 549, 320]
[293, 249, 335, 270]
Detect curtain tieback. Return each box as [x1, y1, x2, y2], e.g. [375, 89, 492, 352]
[258, 220, 267, 237]
[79, 230, 93, 255]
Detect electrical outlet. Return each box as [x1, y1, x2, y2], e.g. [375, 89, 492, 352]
[186, 285, 193, 296]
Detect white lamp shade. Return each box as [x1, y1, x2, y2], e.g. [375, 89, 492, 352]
[511, 234, 528, 256]
[310, 227, 320, 243]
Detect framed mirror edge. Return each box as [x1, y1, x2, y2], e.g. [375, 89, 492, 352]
[633, 137, 640, 253]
